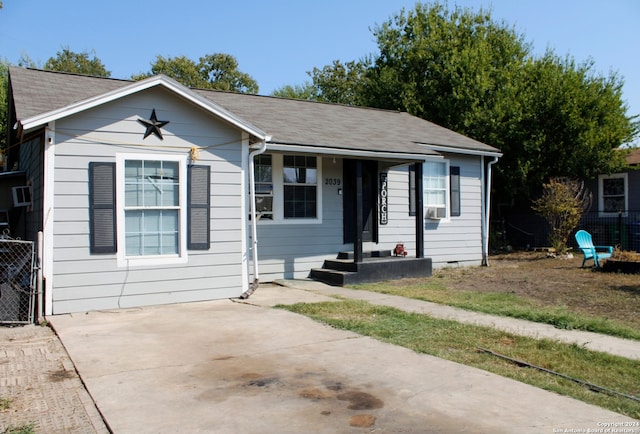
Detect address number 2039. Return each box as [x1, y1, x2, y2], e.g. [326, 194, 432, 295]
[325, 178, 341, 186]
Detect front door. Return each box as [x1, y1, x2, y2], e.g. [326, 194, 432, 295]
[343, 159, 378, 243]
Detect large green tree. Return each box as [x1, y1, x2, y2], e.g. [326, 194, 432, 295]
[495, 52, 634, 200]
[44, 48, 110, 77]
[134, 53, 259, 93]
[308, 60, 370, 105]
[306, 3, 638, 206]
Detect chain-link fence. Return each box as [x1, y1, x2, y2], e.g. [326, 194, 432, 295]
[0, 235, 37, 324]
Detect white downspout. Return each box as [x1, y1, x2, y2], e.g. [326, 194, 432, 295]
[240, 136, 270, 299]
[482, 156, 499, 266]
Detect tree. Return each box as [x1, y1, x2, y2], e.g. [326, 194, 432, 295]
[43, 48, 110, 77]
[134, 53, 259, 93]
[199, 53, 258, 93]
[132, 55, 203, 87]
[271, 82, 316, 100]
[302, 3, 638, 206]
[502, 53, 635, 199]
[309, 60, 370, 105]
[532, 178, 591, 253]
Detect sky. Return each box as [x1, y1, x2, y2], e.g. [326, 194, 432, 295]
[1, 0, 639, 135]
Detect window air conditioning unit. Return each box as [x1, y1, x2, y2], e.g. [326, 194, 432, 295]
[12, 186, 32, 207]
[425, 206, 446, 220]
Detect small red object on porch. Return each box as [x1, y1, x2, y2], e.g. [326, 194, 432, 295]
[394, 243, 408, 257]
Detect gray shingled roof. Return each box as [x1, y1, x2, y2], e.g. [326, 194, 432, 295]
[9, 67, 130, 120]
[9, 67, 500, 157]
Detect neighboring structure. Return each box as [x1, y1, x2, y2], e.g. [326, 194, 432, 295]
[504, 149, 640, 251]
[582, 148, 640, 251]
[6, 67, 501, 315]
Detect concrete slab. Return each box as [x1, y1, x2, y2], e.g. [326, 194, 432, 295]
[51, 289, 638, 434]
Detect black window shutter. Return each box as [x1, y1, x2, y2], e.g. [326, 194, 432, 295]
[450, 166, 461, 217]
[188, 165, 211, 250]
[408, 165, 416, 216]
[89, 162, 117, 254]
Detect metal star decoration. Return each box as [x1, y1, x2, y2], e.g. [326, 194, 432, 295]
[138, 109, 170, 140]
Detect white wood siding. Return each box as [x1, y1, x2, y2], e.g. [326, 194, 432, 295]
[379, 155, 483, 267]
[254, 157, 347, 280]
[50, 88, 246, 313]
[255, 154, 485, 281]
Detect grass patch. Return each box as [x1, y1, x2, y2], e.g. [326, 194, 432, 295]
[349, 280, 640, 341]
[2, 423, 36, 434]
[0, 398, 11, 411]
[279, 300, 640, 419]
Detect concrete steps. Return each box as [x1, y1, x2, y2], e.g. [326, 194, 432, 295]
[309, 251, 432, 286]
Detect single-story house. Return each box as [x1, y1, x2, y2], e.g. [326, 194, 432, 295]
[581, 148, 640, 250]
[6, 67, 501, 315]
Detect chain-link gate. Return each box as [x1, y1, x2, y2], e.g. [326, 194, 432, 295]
[0, 235, 37, 324]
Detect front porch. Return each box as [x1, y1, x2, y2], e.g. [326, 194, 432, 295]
[309, 250, 433, 286]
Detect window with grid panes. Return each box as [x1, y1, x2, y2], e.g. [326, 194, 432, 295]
[283, 155, 317, 218]
[124, 159, 180, 256]
[254, 154, 273, 219]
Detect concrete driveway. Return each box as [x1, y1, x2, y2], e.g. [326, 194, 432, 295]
[51, 284, 637, 433]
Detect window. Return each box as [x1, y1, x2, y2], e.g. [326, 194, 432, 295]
[12, 185, 32, 207]
[89, 156, 210, 262]
[599, 173, 628, 215]
[409, 161, 457, 219]
[254, 154, 273, 220]
[283, 155, 317, 218]
[252, 154, 321, 223]
[124, 159, 181, 256]
[424, 160, 448, 220]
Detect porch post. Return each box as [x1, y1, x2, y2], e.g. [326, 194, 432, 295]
[354, 160, 364, 263]
[414, 162, 424, 258]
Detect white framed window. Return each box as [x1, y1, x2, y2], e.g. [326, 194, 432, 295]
[424, 160, 449, 220]
[599, 173, 628, 216]
[12, 185, 32, 207]
[253, 154, 322, 224]
[116, 153, 188, 266]
[254, 154, 274, 220]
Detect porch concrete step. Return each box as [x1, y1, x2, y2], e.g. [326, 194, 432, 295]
[322, 259, 359, 272]
[309, 256, 433, 286]
[309, 268, 356, 286]
[336, 250, 393, 260]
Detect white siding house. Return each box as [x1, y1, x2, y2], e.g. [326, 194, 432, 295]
[7, 67, 501, 315]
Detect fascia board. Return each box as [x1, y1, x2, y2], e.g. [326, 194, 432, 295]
[417, 143, 503, 158]
[266, 142, 443, 161]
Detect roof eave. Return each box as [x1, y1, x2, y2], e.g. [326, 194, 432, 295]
[266, 142, 442, 161]
[16, 74, 269, 141]
[417, 143, 502, 158]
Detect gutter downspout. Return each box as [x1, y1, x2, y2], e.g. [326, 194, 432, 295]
[482, 156, 499, 266]
[240, 137, 270, 299]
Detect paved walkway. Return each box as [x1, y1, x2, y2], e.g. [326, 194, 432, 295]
[273, 279, 640, 360]
[0, 324, 109, 433]
[1, 279, 639, 433]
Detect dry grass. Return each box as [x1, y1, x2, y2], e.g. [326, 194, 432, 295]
[400, 251, 640, 331]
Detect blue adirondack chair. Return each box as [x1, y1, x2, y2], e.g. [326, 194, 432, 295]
[574, 230, 613, 268]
